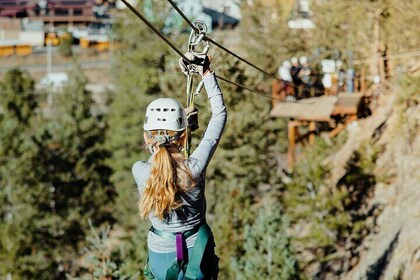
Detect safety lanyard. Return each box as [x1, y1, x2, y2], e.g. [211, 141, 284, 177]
[184, 20, 209, 157]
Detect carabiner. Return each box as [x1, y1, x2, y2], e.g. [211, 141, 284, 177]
[184, 20, 210, 157]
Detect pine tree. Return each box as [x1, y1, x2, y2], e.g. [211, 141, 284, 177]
[232, 201, 300, 280]
[33, 67, 116, 277]
[67, 220, 140, 280]
[0, 69, 39, 278]
[0, 68, 116, 278]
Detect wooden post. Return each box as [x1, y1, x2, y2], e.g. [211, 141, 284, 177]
[288, 121, 299, 169]
[309, 121, 316, 144]
[360, 66, 366, 93]
[272, 80, 283, 108]
[371, 9, 382, 82]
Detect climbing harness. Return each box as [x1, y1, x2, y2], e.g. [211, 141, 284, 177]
[144, 223, 219, 280]
[181, 20, 210, 157]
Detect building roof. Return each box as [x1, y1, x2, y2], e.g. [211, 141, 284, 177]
[201, 0, 241, 19]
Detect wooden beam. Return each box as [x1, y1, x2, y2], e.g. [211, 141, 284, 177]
[288, 121, 300, 169]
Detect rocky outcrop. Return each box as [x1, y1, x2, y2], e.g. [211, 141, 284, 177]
[324, 83, 420, 279]
[344, 95, 420, 280]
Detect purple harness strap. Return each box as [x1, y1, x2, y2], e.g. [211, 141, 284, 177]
[176, 233, 186, 262]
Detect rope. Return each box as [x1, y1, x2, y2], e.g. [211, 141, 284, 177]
[120, 0, 279, 100]
[167, 0, 282, 82]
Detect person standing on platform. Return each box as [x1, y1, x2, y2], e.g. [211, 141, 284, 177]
[298, 56, 311, 99]
[278, 60, 294, 101]
[290, 57, 301, 98]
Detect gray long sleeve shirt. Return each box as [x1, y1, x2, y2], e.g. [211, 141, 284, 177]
[132, 72, 227, 253]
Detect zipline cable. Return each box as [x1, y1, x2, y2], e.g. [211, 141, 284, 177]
[216, 75, 281, 101]
[120, 0, 191, 63]
[120, 0, 282, 101]
[167, 0, 282, 82]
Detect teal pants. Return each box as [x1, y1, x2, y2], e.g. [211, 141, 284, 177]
[148, 248, 205, 280]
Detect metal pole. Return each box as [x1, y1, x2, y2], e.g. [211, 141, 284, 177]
[47, 41, 52, 75]
[47, 41, 53, 106]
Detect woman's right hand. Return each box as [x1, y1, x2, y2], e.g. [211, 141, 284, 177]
[179, 52, 211, 77]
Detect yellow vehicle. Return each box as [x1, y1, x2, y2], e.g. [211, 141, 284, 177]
[79, 37, 90, 48]
[0, 41, 32, 57]
[15, 44, 32, 56]
[45, 32, 60, 46]
[79, 35, 110, 52]
[0, 45, 14, 57]
[95, 40, 110, 52]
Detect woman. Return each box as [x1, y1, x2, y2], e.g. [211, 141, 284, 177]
[132, 53, 227, 280]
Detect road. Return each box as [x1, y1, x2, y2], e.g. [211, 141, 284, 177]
[0, 60, 111, 72]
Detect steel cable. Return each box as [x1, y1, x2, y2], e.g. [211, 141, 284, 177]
[167, 0, 282, 82]
[120, 0, 282, 101]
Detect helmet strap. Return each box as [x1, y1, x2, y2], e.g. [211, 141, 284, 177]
[146, 130, 183, 153]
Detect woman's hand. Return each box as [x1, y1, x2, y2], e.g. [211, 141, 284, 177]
[179, 52, 211, 77]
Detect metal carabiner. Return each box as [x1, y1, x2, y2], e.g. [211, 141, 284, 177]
[189, 20, 207, 45]
[188, 20, 209, 55]
[184, 20, 210, 157]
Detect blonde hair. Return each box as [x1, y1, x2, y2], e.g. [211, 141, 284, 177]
[138, 130, 195, 220]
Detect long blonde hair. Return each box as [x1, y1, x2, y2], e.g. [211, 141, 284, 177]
[138, 130, 195, 220]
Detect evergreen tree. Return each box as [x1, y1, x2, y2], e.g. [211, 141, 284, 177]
[67, 220, 140, 280]
[0, 68, 116, 278]
[33, 67, 116, 277]
[232, 202, 300, 279]
[0, 69, 38, 278]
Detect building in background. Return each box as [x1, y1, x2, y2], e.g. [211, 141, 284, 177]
[0, 0, 112, 27]
[0, 17, 44, 46]
[201, 0, 240, 29]
[146, 0, 241, 34]
[0, 17, 44, 57]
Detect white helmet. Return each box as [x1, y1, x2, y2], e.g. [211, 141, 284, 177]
[291, 57, 298, 64]
[282, 60, 291, 68]
[144, 98, 186, 131]
[299, 56, 308, 65]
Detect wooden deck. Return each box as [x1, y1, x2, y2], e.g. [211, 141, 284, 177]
[270, 93, 364, 121]
[270, 93, 365, 168]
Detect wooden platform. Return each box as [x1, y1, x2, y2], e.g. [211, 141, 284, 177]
[270, 93, 365, 169]
[270, 93, 364, 122]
